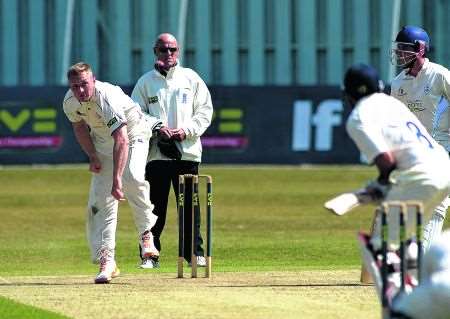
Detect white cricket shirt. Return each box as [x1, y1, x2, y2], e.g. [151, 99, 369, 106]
[346, 93, 448, 171]
[131, 64, 213, 162]
[63, 80, 147, 156]
[391, 59, 450, 151]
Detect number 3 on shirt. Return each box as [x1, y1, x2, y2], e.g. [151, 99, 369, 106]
[406, 121, 433, 149]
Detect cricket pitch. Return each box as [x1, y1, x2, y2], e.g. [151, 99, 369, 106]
[0, 269, 378, 319]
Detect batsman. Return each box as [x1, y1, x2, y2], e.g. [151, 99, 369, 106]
[341, 64, 450, 293]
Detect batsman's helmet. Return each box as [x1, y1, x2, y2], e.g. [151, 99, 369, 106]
[391, 26, 430, 67]
[343, 64, 384, 101]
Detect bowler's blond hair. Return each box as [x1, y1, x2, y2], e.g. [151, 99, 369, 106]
[67, 62, 93, 80]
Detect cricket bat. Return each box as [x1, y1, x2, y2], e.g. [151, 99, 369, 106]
[324, 188, 373, 216]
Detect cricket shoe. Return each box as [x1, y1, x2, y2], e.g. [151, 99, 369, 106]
[140, 256, 160, 269]
[404, 240, 419, 287]
[384, 272, 416, 307]
[380, 252, 418, 305]
[140, 230, 159, 258]
[188, 256, 207, 267]
[384, 272, 401, 306]
[94, 256, 120, 284]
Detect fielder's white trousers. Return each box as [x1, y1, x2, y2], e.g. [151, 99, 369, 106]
[371, 164, 450, 252]
[86, 137, 157, 263]
[393, 273, 450, 319]
[393, 230, 450, 319]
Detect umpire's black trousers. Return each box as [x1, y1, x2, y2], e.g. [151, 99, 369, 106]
[145, 160, 204, 262]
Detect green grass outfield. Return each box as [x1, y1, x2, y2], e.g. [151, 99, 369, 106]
[0, 165, 440, 318]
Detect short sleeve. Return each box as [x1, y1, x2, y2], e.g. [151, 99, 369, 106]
[99, 87, 128, 135]
[346, 109, 390, 164]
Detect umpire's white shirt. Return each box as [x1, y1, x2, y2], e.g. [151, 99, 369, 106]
[391, 58, 450, 151]
[63, 80, 159, 155]
[131, 64, 213, 162]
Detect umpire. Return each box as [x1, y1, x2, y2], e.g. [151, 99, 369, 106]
[131, 33, 213, 269]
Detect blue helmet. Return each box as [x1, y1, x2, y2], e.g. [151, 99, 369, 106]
[391, 26, 429, 67]
[343, 64, 384, 101]
[395, 25, 430, 51]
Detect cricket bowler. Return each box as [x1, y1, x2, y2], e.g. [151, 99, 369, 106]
[63, 62, 160, 283]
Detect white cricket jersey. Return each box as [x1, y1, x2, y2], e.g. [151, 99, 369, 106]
[346, 93, 449, 171]
[391, 59, 450, 151]
[63, 80, 149, 156]
[131, 64, 213, 162]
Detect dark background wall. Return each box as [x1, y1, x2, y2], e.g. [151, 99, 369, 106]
[0, 86, 359, 165]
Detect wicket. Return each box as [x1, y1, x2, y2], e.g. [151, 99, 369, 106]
[380, 201, 423, 319]
[177, 174, 213, 278]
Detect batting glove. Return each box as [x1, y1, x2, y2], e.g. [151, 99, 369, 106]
[365, 180, 392, 201]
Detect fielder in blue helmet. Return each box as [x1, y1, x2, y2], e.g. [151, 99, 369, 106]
[391, 25, 430, 69]
[390, 24, 450, 292]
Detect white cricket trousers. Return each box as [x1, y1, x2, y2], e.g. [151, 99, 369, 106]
[393, 231, 450, 319]
[371, 164, 450, 252]
[86, 138, 157, 263]
[393, 272, 450, 319]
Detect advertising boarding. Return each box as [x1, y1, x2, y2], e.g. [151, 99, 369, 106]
[0, 86, 359, 165]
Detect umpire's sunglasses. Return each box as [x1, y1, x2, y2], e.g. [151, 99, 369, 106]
[157, 47, 178, 53]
